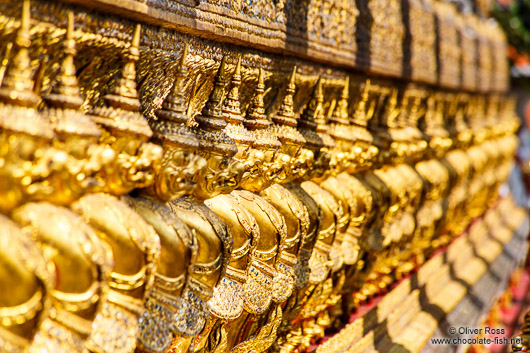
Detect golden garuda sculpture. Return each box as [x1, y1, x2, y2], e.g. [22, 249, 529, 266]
[0, 0, 525, 353]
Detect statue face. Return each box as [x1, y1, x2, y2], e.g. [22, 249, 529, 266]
[331, 141, 353, 173]
[46, 136, 118, 204]
[153, 146, 207, 202]
[0, 132, 46, 212]
[269, 142, 300, 183]
[312, 148, 332, 179]
[240, 147, 280, 191]
[194, 152, 244, 201]
[59, 135, 97, 160]
[101, 134, 163, 195]
[292, 147, 314, 180]
[238, 145, 264, 187]
[10, 133, 45, 161]
[298, 146, 329, 181]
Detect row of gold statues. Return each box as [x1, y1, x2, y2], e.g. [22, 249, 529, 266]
[0, 2, 520, 353]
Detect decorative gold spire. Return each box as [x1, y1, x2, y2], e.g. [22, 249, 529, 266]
[329, 77, 357, 144]
[245, 68, 281, 150]
[311, 79, 335, 149]
[0, 0, 54, 139]
[46, 13, 82, 109]
[106, 24, 141, 111]
[150, 43, 198, 149]
[299, 77, 323, 131]
[193, 55, 238, 155]
[155, 43, 189, 124]
[351, 79, 371, 127]
[0, 0, 35, 107]
[329, 76, 350, 126]
[272, 66, 298, 127]
[90, 24, 152, 138]
[222, 56, 243, 124]
[386, 88, 400, 128]
[245, 68, 269, 130]
[297, 77, 325, 149]
[269, 66, 305, 146]
[348, 79, 373, 144]
[222, 56, 254, 148]
[42, 12, 100, 138]
[195, 55, 230, 132]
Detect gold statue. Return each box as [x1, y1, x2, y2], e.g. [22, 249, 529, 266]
[45, 19, 164, 353]
[205, 58, 301, 353]
[127, 45, 212, 353]
[226, 67, 316, 353]
[165, 54, 242, 352]
[275, 76, 347, 352]
[0, 0, 59, 212]
[267, 67, 321, 294]
[127, 195, 198, 353]
[143, 44, 207, 203]
[197, 58, 282, 353]
[324, 80, 378, 309]
[263, 68, 327, 353]
[41, 12, 113, 206]
[299, 77, 344, 301]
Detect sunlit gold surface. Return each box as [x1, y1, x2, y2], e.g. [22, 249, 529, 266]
[0, 0, 522, 353]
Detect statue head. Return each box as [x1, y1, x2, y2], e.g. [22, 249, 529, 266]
[41, 13, 117, 205]
[295, 77, 331, 181]
[191, 56, 244, 201]
[328, 77, 355, 174]
[89, 24, 163, 195]
[0, 0, 57, 212]
[241, 68, 284, 192]
[307, 77, 336, 181]
[269, 67, 308, 183]
[347, 79, 379, 173]
[146, 44, 207, 202]
[398, 89, 429, 163]
[453, 93, 473, 148]
[423, 93, 452, 159]
[218, 57, 266, 188]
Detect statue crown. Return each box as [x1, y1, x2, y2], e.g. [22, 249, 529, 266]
[90, 24, 153, 138]
[43, 12, 101, 138]
[151, 43, 199, 149]
[272, 66, 298, 127]
[0, 0, 54, 139]
[193, 55, 238, 156]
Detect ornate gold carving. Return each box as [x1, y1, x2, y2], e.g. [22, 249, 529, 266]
[0, 1, 518, 353]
